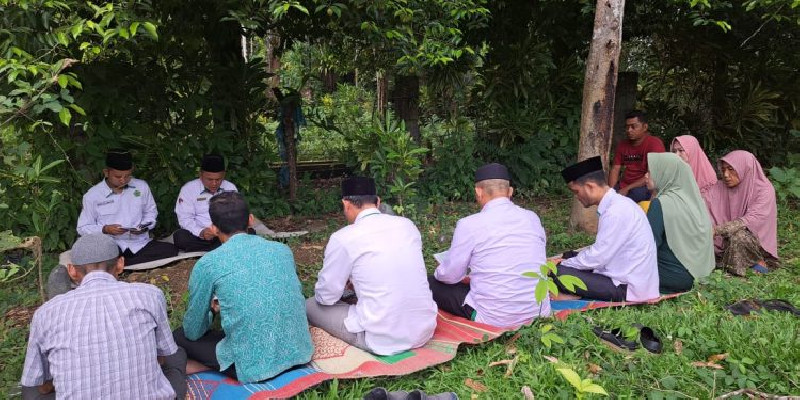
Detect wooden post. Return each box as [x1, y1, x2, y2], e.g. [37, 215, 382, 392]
[568, 0, 626, 233]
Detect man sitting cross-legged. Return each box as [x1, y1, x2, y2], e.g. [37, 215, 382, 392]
[21, 234, 186, 400]
[428, 163, 551, 327]
[556, 156, 659, 301]
[173, 192, 313, 383]
[306, 177, 437, 355]
[173, 154, 238, 252]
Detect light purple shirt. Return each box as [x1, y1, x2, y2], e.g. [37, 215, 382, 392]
[434, 197, 551, 327]
[315, 208, 438, 355]
[21, 271, 178, 399]
[561, 189, 660, 301]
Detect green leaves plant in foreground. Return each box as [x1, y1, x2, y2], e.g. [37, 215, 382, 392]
[556, 367, 609, 399]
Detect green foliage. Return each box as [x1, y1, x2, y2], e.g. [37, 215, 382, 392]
[556, 367, 609, 399]
[0, 140, 74, 250]
[419, 116, 479, 201]
[768, 150, 800, 202]
[361, 114, 428, 215]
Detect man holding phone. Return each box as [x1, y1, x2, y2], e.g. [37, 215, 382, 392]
[76, 149, 177, 265]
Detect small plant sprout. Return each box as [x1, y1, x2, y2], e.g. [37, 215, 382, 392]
[556, 367, 609, 399]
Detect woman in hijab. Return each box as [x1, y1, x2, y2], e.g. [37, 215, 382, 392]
[705, 150, 779, 276]
[671, 135, 718, 198]
[645, 153, 715, 293]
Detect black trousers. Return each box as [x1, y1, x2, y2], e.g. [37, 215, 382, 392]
[173, 327, 237, 379]
[173, 229, 222, 252]
[123, 240, 179, 266]
[22, 347, 187, 400]
[553, 265, 628, 301]
[427, 275, 475, 320]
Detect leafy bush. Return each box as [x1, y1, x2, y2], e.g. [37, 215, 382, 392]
[769, 152, 800, 203]
[419, 116, 480, 201]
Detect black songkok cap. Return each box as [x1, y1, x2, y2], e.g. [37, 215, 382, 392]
[105, 149, 132, 171]
[201, 154, 226, 173]
[475, 163, 510, 183]
[561, 156, 603, 183]
[341, 177, 376, 197]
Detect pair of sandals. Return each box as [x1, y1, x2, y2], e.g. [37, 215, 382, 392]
[726, 299, 800, 316]
[593, 324, 662, 354]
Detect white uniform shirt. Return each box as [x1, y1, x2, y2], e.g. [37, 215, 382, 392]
[174, 179, 238, 237]
[76, 178, 156, 253]
[434, 197, 551, 327]
[314, 208, 438, 355]
[561, 189, 660, 301]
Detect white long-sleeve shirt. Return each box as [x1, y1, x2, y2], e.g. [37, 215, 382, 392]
[314, 208, 438, 355]
[434, 197, 551, 327]
[174, 179, 238, 237]
[76, 178, 157, 253]
[561, 189, 659, 301]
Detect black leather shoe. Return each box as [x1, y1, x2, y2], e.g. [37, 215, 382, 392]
[639, 327, 662, 354]
[593, 327, 639, 351]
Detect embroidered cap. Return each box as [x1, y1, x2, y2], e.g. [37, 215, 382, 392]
[70, 234, 120, 266]
[201, 154, 226, 173]
[475, 163, 511, 183]
[561, 156, 604, 183]
[342, 177, 376, 197]
[106, 149, 133, 171]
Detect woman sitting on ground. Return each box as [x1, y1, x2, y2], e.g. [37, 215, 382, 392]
[705, 150, 779, 276]
[671, 135, 718, 199]
[645, 153, 715, 293]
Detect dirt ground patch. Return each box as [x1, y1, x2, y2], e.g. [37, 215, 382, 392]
[263, 213, 340, 233]
[124, 258, 197, 305]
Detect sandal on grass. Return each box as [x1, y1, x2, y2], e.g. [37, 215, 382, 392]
[592, 327, 639, 352]
[631, 323, 663, 354]
[757, 299, 800, 316]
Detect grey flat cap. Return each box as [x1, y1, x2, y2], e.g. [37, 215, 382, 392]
[71, 234, 120, 265]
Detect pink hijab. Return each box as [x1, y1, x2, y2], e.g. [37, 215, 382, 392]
[706, 150, 778, 258]
[672, 135, 717, 192]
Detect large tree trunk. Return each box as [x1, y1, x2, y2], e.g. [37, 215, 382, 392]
[568, 0, 626, 233]
[266, 32, 281, 99]
[391, 74, 420, 142]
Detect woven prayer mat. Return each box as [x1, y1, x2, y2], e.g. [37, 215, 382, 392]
[185, 310, 518, 399]
[551, 292, 686, 321]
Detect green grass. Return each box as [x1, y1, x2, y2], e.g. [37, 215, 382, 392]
[1, 195, 798, 398]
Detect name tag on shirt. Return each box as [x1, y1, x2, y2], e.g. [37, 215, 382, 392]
[97, 199, 115, 206]
[196, 197, 208, 201]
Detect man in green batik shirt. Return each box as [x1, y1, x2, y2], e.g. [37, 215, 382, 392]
[173, 192, 313, 383]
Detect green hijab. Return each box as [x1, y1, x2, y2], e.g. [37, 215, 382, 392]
[648, 153, 715, 280]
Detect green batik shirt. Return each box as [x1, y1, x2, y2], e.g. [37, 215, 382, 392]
[182, 233, 313, 382]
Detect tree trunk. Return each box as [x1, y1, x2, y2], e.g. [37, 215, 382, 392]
[281, 100, 299, 203]
[391, 74, 420, 142]
[266, 32, 281, 99]
[568, 0, 626, 233]
[376, 71, 388, 119]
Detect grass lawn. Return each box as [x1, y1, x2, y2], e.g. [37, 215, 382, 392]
[1, 195, 798, 398]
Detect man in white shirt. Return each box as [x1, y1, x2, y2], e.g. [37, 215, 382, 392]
[429, 163, 551, 327]
[76, 149, 177, 266]
[556, 156, 659, 301]
[173, 154, 238, 252]
[306, 177, 437, 355]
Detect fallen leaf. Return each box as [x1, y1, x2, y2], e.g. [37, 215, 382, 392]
[439, 364, 452, 372]
[149, 278, 156, 284]
[470, 394, 478, 400]
[161, 275, 170, 282]
[708, 353, 728, 362]
[587, 363, 602, 374]
[673, 340, 683, 355]
[521, 385, 535, 400]
[543, 356, 559, 364]
[584, 351, 591, 360]
[691, 361, 724, 369]
[506, 332, 522, 347]
[488, 359, 514, 367]
[475, 368, 484, 376]
[465, 378, 488, 392]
